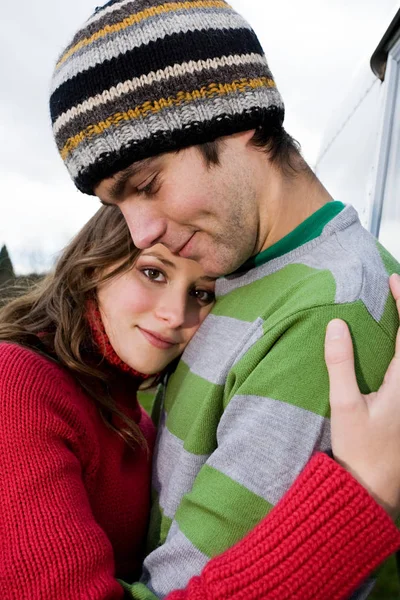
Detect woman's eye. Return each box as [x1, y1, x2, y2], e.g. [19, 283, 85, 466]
[142, 268, 165, 282]
[191, 289, 215, 305]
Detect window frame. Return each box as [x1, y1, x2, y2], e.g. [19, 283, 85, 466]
[370, 29, 400, 238]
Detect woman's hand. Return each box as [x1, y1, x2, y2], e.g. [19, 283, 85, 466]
[325, 273, 400, 519]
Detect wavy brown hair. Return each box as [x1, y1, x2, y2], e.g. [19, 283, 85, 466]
[0, 206, 146, 446]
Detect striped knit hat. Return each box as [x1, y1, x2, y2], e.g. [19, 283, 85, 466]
[50, 0, 285, 196]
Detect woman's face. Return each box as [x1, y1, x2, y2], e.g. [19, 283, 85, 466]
[97, 244, 216, 374]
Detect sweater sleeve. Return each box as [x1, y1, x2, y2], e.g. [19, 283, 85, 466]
[0, 344, 124, 600]
[124, 453, 400, 600]
[165, 452, 400, 600]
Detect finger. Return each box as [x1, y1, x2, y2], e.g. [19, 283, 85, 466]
[389, 273, 400, 309]
[388, 273, 400, 362]
[397, 326, 400, 363]
[382, 348, 400, 390]
[382, 322, 400, 391]
[325, 319, 361, 411]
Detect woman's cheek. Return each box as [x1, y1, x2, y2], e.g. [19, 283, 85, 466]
[120, 279, 154, 315]
[200, 303, 214, 323]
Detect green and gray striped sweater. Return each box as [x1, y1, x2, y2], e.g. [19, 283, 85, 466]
[129, 202, 400, 599]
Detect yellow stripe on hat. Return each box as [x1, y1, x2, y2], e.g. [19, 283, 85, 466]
[57, 1, 230, 69]
[60, 77, 276, 160]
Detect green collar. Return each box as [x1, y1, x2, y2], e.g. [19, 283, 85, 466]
[238, 201, 345, 272]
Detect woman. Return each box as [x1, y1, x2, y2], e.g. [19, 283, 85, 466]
[0, 206, 399, 600]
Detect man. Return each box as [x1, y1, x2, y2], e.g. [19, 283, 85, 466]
[50, 1, 400, 597]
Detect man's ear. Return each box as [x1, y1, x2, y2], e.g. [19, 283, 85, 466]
[241, 129, 257, 146]
[222, 129, 256, 147]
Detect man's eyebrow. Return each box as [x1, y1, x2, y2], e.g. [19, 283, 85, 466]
[108, 158, 155, 201]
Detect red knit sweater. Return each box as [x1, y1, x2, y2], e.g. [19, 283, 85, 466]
[1, 342, 399, 600]
[0, 341, 156, 598]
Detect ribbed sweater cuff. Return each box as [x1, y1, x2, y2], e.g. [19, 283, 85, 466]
[168, 452, 400, 600]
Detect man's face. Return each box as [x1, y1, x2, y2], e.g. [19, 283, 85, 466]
[95, 132, 262, 277]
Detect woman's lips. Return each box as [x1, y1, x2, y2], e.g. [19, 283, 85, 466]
[138, 327, 179, 350]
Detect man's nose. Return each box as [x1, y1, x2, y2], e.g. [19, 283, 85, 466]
[120, 203, 167, 249]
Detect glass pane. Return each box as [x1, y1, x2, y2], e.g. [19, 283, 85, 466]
[316, 68, 384, 228]
[378, 57, 400, 261]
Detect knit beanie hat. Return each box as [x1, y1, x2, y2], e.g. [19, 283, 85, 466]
[50, 0, 285, 196]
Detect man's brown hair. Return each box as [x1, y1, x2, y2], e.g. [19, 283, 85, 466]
[197, 126, 312, 178]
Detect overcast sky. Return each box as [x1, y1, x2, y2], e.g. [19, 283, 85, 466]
[1, 0, 398, 273]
